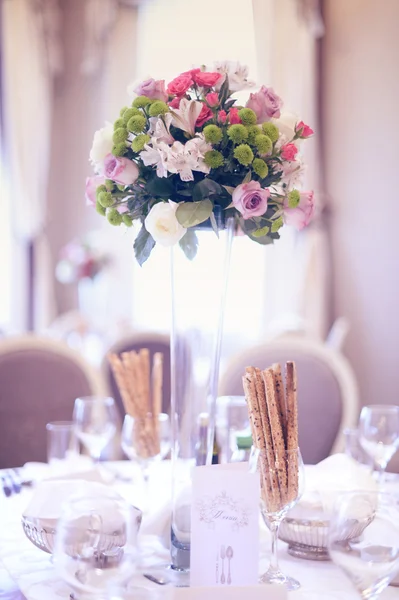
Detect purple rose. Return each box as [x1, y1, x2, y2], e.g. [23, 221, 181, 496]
[246, 86, 282, 123]
[134, 78, 168, 102]
[85, 175, 105, 206]
[104, 154, 139, 186]
[283, 191, 315, 230]
[232, 180, 270, 220]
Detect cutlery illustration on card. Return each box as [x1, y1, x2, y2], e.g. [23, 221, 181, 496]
[220, 545, 226, 584]
[217, 544, 233, 585]
[226, 546, 233, 584]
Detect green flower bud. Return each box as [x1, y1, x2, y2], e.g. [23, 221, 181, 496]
[233, 144, 254, 166]
[149, 101, 169, 117]
[271, 216, 284, 233]
[114, 118, 125, 130]
[252, 158, 269, 179]
[227, 124, 248, 144]
[120, 106, 129, 117]
[98, 191, 114, 208]
[122, 214, 133, 227]
[246, 125, 262, 145]
[132, 95, 152, 109]
[132, 134, 151, 153]
[105, 179, 115, 191]
[288, 189, 300, 208]
[123, 107, 141, 125]
[127, 115, 146, 134]
[96, 200, 106, 216]
[113, 127, 128, 144]
[204, 150, 224, 169]
[203, 125, 223, 145]
[262, 122, 279, 143]
[238, 108, 257, 126]
[96, 184, 107, 199]
[112, 142, 127, 156]
[255, 134, 272, 154]
[107, 208, 123, 226]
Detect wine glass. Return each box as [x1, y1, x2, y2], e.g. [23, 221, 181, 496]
[328, 491, 399, 599]
[251, 447, 305, 591]
[121, 413, 171, 504]
[359, 405, 399, 480]
[53, 489, 142, 600]
[73, 397, 118, 462]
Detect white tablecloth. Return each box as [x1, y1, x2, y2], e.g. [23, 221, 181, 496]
[0, 462, 398, 600]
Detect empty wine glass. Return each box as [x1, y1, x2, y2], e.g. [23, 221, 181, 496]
[73, 397, 118, 462]
[53, 489, 142, 600]
[359, 405, 399, 480]
[251, 447, 305, 591]
[328, 491, 399, 599]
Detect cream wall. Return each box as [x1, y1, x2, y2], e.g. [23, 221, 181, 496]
[323, 1, 399, 412]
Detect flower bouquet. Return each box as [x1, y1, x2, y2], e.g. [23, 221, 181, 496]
[87, 60, 314, 265]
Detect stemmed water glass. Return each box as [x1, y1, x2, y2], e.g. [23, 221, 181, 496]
[328, 491, 399, 599]
[73, 397, 118, 462]
[252, 447, 305, 591]
[359, 405, 399, 481]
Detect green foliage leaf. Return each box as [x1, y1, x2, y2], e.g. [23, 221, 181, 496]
[192, 178, 223, 201]
[209, 212, 219, 238]
[224, 98, 237, 110]
[145, 175, 174, 198]
[252, 226, 270, 237]
[176, 199, 213, 228]
[218, 75, 230, 106]
[179, 229, 199, 260]
[222, 185, 235, 195]
[242, 171, 252, 184]
[133, 226, 155, 266]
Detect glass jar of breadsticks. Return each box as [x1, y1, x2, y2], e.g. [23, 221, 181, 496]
[244, 361, 305, 591]
[109, 349, 171, 500]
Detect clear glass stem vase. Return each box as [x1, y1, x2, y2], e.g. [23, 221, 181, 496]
[169, 216, 234, 572]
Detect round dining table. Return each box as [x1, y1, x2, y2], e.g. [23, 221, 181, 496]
[0, 461, 398, 600]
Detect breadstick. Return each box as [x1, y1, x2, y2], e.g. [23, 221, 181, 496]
[272, 363, 288, 447]
[140, 348, 151, 414]
[108, 353, 136, 416]
[286, 361, 299, 502]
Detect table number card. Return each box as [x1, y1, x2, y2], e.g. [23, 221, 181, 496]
[190, 463, 260, 587]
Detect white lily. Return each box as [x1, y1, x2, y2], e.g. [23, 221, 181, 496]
[166, 141, 201, 182]
[214, 60, 255, 92]
[140, 142, 169, 178]
[170, 98, 203, 136]
[186, 134, 212, 175]
[148, 113, 174, 145]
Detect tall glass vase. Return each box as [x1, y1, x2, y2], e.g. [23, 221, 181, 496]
[170, 215, 234, 573]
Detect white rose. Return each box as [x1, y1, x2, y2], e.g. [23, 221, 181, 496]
[144, 201, 186, 246]
[89, 122, 114, 172]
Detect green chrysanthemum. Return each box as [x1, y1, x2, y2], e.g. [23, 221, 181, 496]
[227, 124, 248, 144]
[252, 158, 269, 179]
[204, 150, 224, 169]
[96, 200, 106, 216]
[238, 108, 257, 126]
[112, 142, 127, 156]
[246, 125, 262, 145]
[203, 124, 223, 144]
[113, 127, 128, 144]
[288, 190, 300, 208]
[255, 134, 272, 154]
[114, 118, 125, 130]
[132, 95, 152, 109]
[149, 101, 169, 117]
[98, 191, 113, 208]
[119, 106, 129, 117]
[271, 216, 284, 232]
[122, 214, 133, 227]
[123, 107, 141, 125]
[107, 208, 123, 226]
[233, 144, 254, 166]
[96, 184, 107, 199]
[105, 179, 115, 191]
[132, 134, 151, 153]
[127, 115, 146, 134]
[262, 122, 279, 143]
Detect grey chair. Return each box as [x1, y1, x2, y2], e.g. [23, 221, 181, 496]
[219, 338, 359, 464]
[0, 335, 107, 468]
[101, 332, 171, 418]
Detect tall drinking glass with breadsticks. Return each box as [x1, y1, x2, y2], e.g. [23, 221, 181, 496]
[244, 361, 305, 591]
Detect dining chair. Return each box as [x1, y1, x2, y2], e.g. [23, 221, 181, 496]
[0, 335, 107, 468]
[101, 332, 171, 417]
[218, 338, 359, 464]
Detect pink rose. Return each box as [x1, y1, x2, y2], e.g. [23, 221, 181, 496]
[246, 86, 282, 122]
[169, 97, 181, 109]
[196, 103, 213, 128]
[232, 180, 270, 220]
[281, 143, 298, 162]
[104, 154, 139, 186]
[218, 110, 227, 124]
[295, 121, 314, 138]
[193, 71, 222, 87]
[167, 73, 193, 96]
[134, 78, 168, 102]
[228, 107, 241, 124]
[206, 92, 219, 107]
[284, 191, 314, 230]
[85, 175, 105, 206]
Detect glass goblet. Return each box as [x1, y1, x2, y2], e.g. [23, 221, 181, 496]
[53, 489, 142, 600]
[359, 405, 399, 480]
[73, 397, 118, 462]
[328, 491, 399, 599]
[252, 447, 305, 591]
